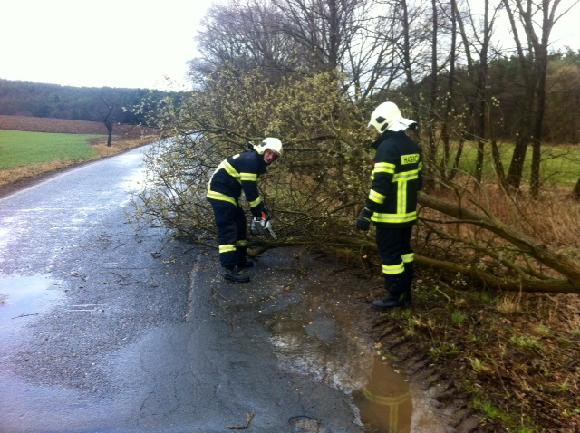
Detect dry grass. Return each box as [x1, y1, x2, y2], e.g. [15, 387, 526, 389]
[496, 293, 522, 314]
[435, 180, 580, 249]
[419, 179, 580, 286]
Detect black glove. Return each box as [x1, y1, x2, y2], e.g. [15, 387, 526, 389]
[252, 203, 267, 219]
[356, 207, 373, 231]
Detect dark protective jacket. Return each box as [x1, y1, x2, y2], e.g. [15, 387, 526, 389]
[207, 150, 267, 216]
[365, 130, 422, 226]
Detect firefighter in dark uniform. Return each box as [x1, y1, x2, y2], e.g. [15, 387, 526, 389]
[207, 138, 282, 283]
[356, 102, 422, 309]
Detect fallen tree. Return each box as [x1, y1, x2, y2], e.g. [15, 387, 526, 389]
[134, 69, 579, 294]
[417, 193, 580, 292]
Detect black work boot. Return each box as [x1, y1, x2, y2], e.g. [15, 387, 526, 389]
[222, 266, 250, 283]
[372, 275, 411, 310]
[371, 293, 410, 310]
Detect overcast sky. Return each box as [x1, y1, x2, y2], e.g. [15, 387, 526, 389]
[0, 0, 579, 91]
[0, 0, 219, 91]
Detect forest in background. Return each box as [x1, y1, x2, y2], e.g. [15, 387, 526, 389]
[0, 79, 177, 126]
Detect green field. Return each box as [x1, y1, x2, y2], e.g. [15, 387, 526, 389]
[449, 141, 580, 186]
[0, 130, 104, 169]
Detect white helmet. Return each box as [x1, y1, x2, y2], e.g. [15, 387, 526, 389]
[254, 137, 283, 156]
[368, 101, 416, 133]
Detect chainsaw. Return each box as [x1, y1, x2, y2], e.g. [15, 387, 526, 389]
[250, 212, 277, 239]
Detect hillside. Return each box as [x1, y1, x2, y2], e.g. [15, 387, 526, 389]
[0, 79, 180, 126]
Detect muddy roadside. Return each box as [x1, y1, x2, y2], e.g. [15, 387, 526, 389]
[240, 246, 578, 433]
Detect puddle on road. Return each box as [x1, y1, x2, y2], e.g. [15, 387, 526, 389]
[0, 274, 63, 332]
[266, 294, 442, 433]
[353, 356, 412, 433]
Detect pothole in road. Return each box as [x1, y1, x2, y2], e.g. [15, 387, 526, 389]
[0, 274, 63, 332]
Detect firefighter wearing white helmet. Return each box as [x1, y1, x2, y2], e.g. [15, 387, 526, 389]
[356, 101, 422, 309]
[207, 137, 282, 283]
[254, 137, 283, 157]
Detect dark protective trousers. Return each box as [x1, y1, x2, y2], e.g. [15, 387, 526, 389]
[208, 199, 248, 268]
[375, 225, 414, 297]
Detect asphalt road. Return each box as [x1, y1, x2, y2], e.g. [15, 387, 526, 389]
[0, 146, 363, 433]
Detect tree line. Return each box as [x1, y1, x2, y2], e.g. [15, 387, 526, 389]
[0, 79, 177, 127]
[192, 0, 579, 191]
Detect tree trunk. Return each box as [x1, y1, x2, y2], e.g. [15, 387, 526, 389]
[474, 0, 490, 184]
[490, 139, 507, 188]
[327, 0, 339, 69]
[415, 254, 577, 293]
[507, 134, 528, 189]
[530, 48, 548, 197]
[401, 0, 420, 122]
[441, 2, 457, 180]
[102, 97, 114, 147]
[449, 138, 464, 180]
[428, 0, 438, 181]
[502, 0, 531, 190]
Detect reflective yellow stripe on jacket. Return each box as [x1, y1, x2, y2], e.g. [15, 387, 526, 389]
[240, 172, 257, 181]
[372, 162, 395, 179]
[249, 196, 262, 207]
[207, 156, 261, 206]
[217, 160, 240, 180]
[371, 211, 417, 224]
[368, 189, 386, 205]
[207, 190, 237, 206]
[370, 165, 420, 224]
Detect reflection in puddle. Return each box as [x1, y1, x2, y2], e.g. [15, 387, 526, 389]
[268, 313, 412, 433]
[269, 316, 370, 392]
[354, 356, 412, 433]
[0, 274, 62, 330]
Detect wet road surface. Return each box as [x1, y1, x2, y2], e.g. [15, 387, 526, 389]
[0, 146, 448, 433]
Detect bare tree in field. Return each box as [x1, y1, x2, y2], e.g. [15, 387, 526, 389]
[101, 97, 113, 147]
[440, 0, 457, 178]
[446, 0, 501, 183]
[502, 0, 579, 195]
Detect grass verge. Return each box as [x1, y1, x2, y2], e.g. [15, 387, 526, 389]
[0, 130, 101, 168]
[372, 272, 579, 433]
[445, 140, 579, 186]
[0, 131, 157, 190]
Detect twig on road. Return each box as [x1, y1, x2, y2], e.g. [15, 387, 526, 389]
[227, 412, 256, 430]
[11, 313, 39, 319]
